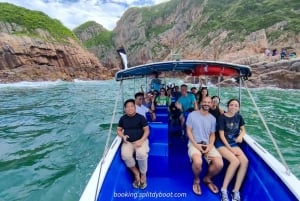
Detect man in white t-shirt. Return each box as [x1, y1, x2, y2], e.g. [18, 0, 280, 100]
[135, 92, 155, 121]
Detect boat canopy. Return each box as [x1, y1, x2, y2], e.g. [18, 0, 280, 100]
[115, 60, 252, 81]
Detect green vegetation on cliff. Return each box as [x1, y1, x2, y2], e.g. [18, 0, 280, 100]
[0, 3, 77, 42]
[73, 21, 113, 48]
[135, 0, 300, 43]
[61, 0, 300, 64]
[84, 30, 113, 48]
[73, 21, 99, 34]
[193, 0, 300, 41]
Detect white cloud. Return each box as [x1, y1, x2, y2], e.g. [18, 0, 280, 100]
[0, 0, 170, 30]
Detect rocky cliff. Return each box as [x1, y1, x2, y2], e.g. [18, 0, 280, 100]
[73, 21, 120, 72]
[0, 3, 112, 83]
[249, 58, 300, 89]
[111, 0, 300, 65]
[0, 32, 112, 82]
[75, 0, 300, 88]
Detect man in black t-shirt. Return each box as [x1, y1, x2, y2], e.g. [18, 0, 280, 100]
[117, 99, 150, 189]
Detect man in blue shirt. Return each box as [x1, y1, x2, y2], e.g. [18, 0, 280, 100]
[175, 84, 198, 134]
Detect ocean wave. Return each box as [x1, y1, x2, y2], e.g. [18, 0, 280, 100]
[73, 79, 114, 84]
[0, 80, 65, 89]
[248, 87, 300, 92]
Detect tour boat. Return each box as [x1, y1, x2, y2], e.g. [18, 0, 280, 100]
[80, 60, 300, 201]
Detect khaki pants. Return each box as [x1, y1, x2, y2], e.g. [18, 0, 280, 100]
[121, 139, 149, 174]
[188, 142, 221, 163]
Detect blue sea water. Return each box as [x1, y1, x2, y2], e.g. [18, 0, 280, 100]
[0, 80, 299, 201]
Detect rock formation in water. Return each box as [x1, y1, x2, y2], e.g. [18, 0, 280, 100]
[249, 59, 300, 89]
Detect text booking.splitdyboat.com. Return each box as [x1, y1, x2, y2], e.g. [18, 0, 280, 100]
[113, 191, 187, 199]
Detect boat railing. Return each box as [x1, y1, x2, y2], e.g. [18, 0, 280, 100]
[92, 81, 122, 201]
[243, 80, 290, 175]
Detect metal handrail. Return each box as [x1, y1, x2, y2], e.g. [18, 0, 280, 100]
[93, 81, 122, 201]
[243, 81, 290, 175]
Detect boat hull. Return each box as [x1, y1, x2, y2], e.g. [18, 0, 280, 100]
[80, 122, 300, 201]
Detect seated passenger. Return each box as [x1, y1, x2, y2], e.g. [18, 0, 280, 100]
[191, 87, 198, 99]
[186, 96, 223, 195]
[144, 91, 155, 111]
[167, 87, 174, 102]
[215, 99, 248, 201]
[209, 96, 225, 119]
[135, 92, 155, 121]
[197, 86, 209, 106]
[150, 73, 162, 91]
[155, 88, 171, 107]
[117, 99, 149, 189]
[172, 85, 181, 101]
[175, 84, 198, 134]
[167, 87, 180, 125]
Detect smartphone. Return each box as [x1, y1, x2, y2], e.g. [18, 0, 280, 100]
[197, 141, 207, 151]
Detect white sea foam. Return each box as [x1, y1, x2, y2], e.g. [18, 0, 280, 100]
[249, 86, 300, 92]
[0, 80, 65, 88]
[0, 79, 116, 89]
[73, 79, 113, 84]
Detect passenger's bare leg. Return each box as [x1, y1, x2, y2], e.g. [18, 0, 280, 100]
[204, 157, 223, 179]
[232, 147, 248, 191]
[129, 166, 140, 183]
[140, 173, 146, 184]
[191, 154, 202, 195]
[203, 157, 223, 193]
[218, 147, 240, 190]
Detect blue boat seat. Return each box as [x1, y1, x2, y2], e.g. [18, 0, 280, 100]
[155, 106, 168, 114]
[146, 106, 169, 123]
[155, 106, 169, 123]
[147, 122, 169, 177]
[148, 143, 168, 177]
[148, 122, 168, 144]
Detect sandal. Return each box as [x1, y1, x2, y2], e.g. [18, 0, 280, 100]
[132, 180, 140, 189]
[192, 181, 201, 195]
[203, 177, 219, 194]
[139, 182, 147, 189]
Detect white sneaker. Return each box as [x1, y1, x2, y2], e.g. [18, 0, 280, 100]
[232, 191, 240, 201]
[220, 190, 229, 201]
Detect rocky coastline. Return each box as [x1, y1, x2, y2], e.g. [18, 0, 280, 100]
[0, 32, 299, 89]
[0, 33, 112, 83]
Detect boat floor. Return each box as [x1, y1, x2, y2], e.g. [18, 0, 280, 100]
[99, 131, 226, 201]
[138, 135, 223, 200]
[97, 123, 298, 201]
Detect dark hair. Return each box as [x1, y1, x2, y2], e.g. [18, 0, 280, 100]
[134, 92, 144, 98]
[227, 98, 240, 107]
[197, 87, 209, 104]
[181, 84, 188, 88]
[124, 99, 135, 108]
[160, 87, 166, 92]
[160, 88, 167, 96]
[211, 95, 220, 101]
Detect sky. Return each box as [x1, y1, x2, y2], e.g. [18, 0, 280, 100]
[0, 0, 170, 30]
